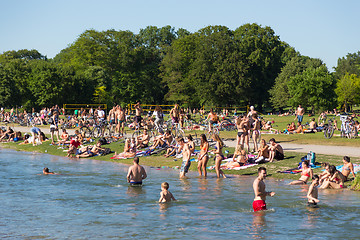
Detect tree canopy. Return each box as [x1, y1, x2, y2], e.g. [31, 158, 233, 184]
[0, 24, 359, 112]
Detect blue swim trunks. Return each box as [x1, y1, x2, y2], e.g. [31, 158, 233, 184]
[297, 115, 303, 123]
[180, 160, 191, 173]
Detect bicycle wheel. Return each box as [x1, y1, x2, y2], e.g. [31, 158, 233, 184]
[177, 128, 185, 138]
[93, 126, 102, 138]
[80, 127, 91, 138]
[192, 132, 201, 146]
[132, 130, 141, 139]
[103, 127, 113, 138]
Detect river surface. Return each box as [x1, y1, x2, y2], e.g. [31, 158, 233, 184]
[1, 149, 360, 239]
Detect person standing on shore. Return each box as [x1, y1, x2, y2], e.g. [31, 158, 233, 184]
[253, 167, 275, 212]
[127, 157, 147, 186]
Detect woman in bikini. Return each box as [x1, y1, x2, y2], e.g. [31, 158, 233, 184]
[186, 134, 195, 154]
[223, 144, 247, 169]
[341, 156, 356, 181]
[289, 161, 313, 185]
[236, 116, 250, 152]
[320, 165, 345, 189]
[257, 139, 269, 159]
[198, 134, 209, 177]
[212, 134, 226, 178]
[251, 114, 261, 152]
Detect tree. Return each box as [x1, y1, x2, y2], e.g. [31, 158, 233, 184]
[287, 66, 336, 112]
[269, 56, 323, 109]
[334, 51, 360, 79]
[335, 73, 360, 111]
[233, 23, 285, 110]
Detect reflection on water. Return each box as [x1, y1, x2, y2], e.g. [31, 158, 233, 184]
[1, 148, 360, 239]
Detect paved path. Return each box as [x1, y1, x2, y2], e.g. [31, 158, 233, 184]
[3, 125, 360, 158]
[223, 139, 360, 158]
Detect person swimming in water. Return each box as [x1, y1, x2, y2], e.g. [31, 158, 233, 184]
[43, 167, 55, 175]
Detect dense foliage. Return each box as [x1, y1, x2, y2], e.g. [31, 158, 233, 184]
[0, 24, 359, 112]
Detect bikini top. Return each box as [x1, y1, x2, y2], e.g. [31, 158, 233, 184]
[301, 170, 310, 177]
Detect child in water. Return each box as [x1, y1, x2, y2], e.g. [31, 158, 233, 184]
[43, 167, 55, 175]
[159, 182, 176, 203]
[307, 175, 320, 207]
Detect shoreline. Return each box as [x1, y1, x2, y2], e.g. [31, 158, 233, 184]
[1, 140, 359, 187]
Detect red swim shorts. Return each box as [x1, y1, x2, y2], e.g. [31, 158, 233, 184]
[253, 200, 267, 212]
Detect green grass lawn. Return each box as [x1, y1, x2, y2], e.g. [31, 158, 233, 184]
[1, 138, 359, 187]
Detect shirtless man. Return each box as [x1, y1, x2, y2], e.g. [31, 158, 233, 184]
[296, 105, 304, 124]
[127, 157, 147, 185]
[169, 104, 180, 131]
[253, 167, 275, 212]
[268, 138, 284, 162]
[179, 138, 191, 178]
[136, 129, 150, 149]
[134, 102, 143, 129]
[116, 106, 125, 136]
[206, 108, 219, 132]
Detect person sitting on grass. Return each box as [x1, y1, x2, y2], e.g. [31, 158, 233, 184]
[58, 129, 69, 147]
[136, 129, 150, 149]
[268, 138, 284, 162]
[164, 138, 182, 158]
[113, 138, 137, 159]
[308, 118, 318, 132]
[67, 136, 81, 158]
[295, 122, 304, 134]
[341, 156, 356, 181]
[289, 161, 313, 185]
[257, 139, 269, 160]
[320, 165, 345, 189]
[76, 140, 105, 158]
[0, 126, 14, 142]
[150, 130, 173, 150]
[222, 144, 247, 169]
[287, 122, 296, 133]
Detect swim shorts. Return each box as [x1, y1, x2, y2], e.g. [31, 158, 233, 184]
[253, 200, 267, 212]
[297, 115, 303, 123]
[307, 202, 318, 207]
[135, 116, 142, 123]
[172, 117, 179, 124]
[210, 120, 218, 125]
[180, 160, 191, 173]
[130, 181, 143, 186]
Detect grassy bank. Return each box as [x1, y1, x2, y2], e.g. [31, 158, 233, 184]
[1, 139, 359, 187]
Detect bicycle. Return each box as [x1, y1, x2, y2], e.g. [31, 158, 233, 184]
[80, 119, 113, 139]
[339, 115, 357, 139]
[323, 117, 335, 139]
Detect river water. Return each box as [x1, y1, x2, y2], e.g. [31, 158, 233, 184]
[1, 149, 360, 239]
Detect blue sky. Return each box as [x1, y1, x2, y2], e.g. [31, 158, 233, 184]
[1, 0, 359, 70]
